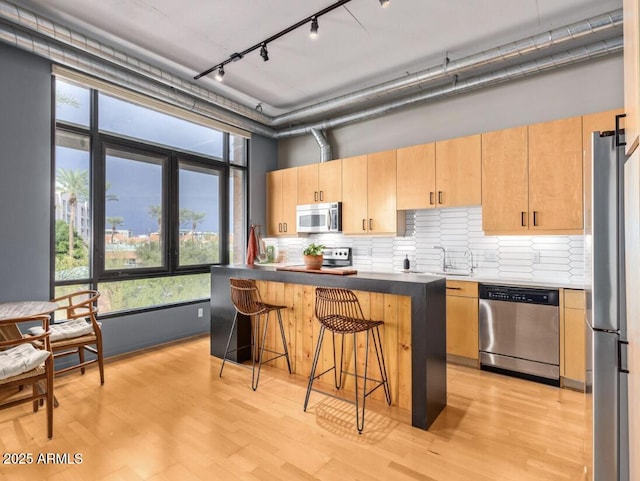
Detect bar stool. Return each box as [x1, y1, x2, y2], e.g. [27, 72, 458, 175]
[220, 278, 292, 390]
[304, 287, 391, 433]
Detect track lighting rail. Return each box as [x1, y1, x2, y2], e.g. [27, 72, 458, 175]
[194, 0, 354, 80]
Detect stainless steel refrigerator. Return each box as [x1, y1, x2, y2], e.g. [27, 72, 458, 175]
[584, 122, 629, 481]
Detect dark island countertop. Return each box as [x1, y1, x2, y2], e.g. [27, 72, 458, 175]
[210, 264, 446, 430]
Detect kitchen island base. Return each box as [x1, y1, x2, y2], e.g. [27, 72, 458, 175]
[211, 265, 446, 430]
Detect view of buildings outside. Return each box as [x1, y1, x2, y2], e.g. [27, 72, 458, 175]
[54, 79, 246, 313]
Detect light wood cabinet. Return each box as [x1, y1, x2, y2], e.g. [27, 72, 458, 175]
[446, 280, 478, 361]
[266, 168, 297, 236]
[396, 143, 436, 210]
[296, 159, 342, 204]
[624, 0, 640, 155]
[435, 134, 482, 207]
[563, 289, 586, 385]
[528, 115, 583, 232]
[481, 125, 529, 233]
[342, 151, 401, 235]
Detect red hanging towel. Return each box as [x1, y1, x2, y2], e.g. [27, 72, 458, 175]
[246, 225, 258, 265]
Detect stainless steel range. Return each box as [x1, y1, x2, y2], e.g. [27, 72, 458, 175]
[478, 284, 560, 384]
[321, 247, 352, 268]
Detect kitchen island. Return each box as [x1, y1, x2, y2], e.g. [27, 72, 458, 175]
[210, 265, 446, 430]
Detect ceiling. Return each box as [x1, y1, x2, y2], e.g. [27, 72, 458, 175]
[8, 0, 623, 122]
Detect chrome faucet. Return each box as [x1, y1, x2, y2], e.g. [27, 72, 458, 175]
[432, 245, 447, 272]
[464, 249, 475, 275]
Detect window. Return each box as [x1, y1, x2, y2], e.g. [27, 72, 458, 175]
[54, 78, 248, 314]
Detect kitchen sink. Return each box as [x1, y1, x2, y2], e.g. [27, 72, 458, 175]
[415, 270, 474, 277]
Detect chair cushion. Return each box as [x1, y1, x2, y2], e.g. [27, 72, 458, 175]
[28, 319, 97, 342]
[0, 344, 49, 380]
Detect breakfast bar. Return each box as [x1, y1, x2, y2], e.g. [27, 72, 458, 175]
[210, 265, 446, 430]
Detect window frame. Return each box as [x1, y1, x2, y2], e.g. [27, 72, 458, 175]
[52, 77, 248, 313]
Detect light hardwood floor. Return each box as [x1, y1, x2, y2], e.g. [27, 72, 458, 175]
[0, 336, 588, 481]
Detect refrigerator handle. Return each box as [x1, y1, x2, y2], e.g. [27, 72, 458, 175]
[618, 339, 629, 374]
[615, 113, 626, 147]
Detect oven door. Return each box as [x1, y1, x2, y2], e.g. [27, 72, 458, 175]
[296, 204, 330, 233]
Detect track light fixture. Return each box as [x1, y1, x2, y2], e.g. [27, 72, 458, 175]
[379, 0, 390, 7]
[195, 0, 389, 81]
[214, 66, 224, 81]
[310, 17, 319, 39]
[260, 43, 269, 62]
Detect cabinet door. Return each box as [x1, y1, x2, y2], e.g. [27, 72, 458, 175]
[281, 168, 298, 235]
[624, 0, 640, 155]
[266, 171, 282, 236]
[446, 295, 479, 359]
[435, 134, 482, 207]
[318, 159, 342, 203]
[481, 126, 529, 233]
[367, 150, 397, 234]
[341, 155, 368, 234]
[564, 307, 586, 383]
[297, 164, 319, 204]
[528, 116, 583, 231]
[396, 143, 436, 210]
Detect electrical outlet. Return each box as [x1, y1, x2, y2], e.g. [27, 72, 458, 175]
[532, 250, 541, 264]
[197, 307, 204, 318]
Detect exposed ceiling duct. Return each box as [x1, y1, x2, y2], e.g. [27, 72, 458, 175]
[310, 128, 332, 162]
[0, 1, 623, 139]
[270, 8, 622, 127]
[274, 37, 623, 138]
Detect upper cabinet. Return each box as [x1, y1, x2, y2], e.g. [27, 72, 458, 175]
[397, 135, 481, 210]
[342, 151, 401, 235]
[624, 0, 640, 155]
[297, 159, 342, 205]
[528, 116, 583, 232]
[434, 134, 482, 207]
[481, 125, 529, 233]
[483, 116, 584, 234]
[266, 167, 297, 236]
[397, 143, 436, 209]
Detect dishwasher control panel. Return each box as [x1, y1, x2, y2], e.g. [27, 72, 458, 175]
[479, 284, 559, 306]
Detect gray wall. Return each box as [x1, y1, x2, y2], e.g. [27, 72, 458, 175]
[0, 43, 208, 358]
[249, 133, 278, 228]
[278, 54, 624, 167]
[0, 43, 51, 302]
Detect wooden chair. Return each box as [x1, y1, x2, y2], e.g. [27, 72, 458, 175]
[220, 278, 292, 390]
[0, 314, 54, 439]
[49, 290, 104, 384]
[304, 287, 391, 433]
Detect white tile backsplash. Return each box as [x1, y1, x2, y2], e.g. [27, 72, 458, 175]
[265, 206, 585, 284]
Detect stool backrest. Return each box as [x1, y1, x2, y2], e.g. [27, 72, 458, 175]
[229, 278, 266, 316]
[315, 287, 365, 322]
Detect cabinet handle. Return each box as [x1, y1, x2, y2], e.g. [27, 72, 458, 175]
[521, 211, 526, 227]
[314, 191, 318, 202]
[369, 218, 373, 230]
[278, 223, 282, 233]
[362, 219, 366, 231]
[533, 211, 538, 227]
[429, 192, 435, 205]
[283, 222, 287, 232]
[438, 191, 443, 204]
[319, 191, 324, 201]
[446, 287, 462, 291]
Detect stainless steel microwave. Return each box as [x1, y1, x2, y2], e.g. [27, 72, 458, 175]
[296, 202, 342, 233]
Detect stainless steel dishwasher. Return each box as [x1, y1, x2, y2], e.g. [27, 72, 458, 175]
[478, 284, 560, 384]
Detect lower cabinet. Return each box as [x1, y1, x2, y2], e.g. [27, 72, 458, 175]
[446, 280, 478, 362]
[562, 288, 586, 387]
